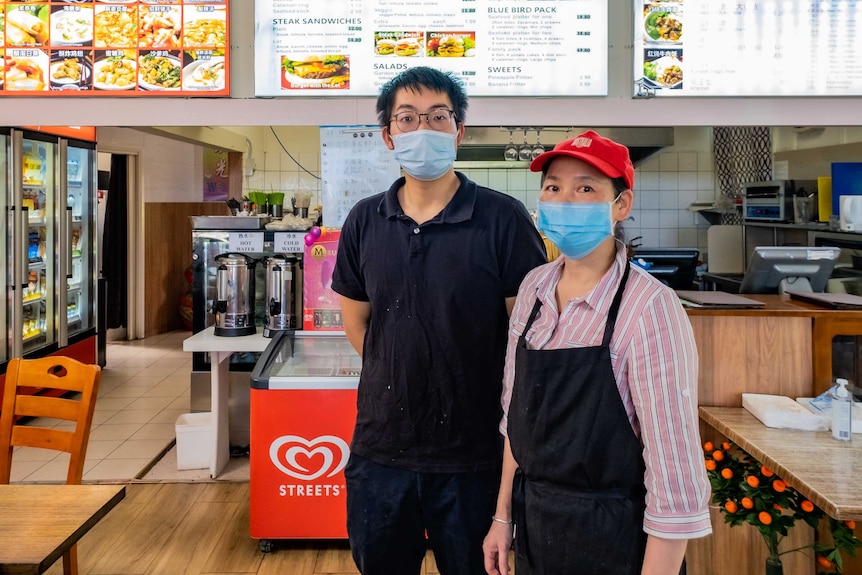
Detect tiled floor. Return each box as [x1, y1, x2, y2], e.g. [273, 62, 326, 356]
[10, 331, 191, 483]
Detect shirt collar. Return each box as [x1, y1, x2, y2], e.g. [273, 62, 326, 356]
[535, 242, 628, 312]
[377, 172, 476, 223]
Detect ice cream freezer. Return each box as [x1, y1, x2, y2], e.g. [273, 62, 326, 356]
[249, 330, 360, 552]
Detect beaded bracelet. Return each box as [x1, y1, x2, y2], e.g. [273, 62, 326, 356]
[491, 515, 513, 525]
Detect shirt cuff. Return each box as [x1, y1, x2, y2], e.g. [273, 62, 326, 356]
[643, 510, 713, 540]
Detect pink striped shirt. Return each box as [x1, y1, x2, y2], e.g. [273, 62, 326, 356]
[501, 245, 712, 539]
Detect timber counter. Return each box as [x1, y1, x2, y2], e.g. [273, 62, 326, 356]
[685, 296, 862, 575]
[685, 294, 862, 403]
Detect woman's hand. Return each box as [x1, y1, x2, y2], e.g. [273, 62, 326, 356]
[482, 521, 514, 575]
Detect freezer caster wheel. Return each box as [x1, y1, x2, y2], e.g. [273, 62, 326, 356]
[259, 539, 274, 553]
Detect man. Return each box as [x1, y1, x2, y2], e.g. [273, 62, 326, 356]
[331, 66, 547, 575]
[482, 131, 712, 575]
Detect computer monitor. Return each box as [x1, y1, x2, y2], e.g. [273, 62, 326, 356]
[631, 247, 700, 290]
[739, 246, 841, 294]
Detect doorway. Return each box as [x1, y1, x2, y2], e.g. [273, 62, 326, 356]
[97, 150, 144, 341]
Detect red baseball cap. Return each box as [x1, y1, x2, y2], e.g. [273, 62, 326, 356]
[529, 130, 635, 190]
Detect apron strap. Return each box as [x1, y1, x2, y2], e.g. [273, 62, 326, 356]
[601, 259, 631, 347]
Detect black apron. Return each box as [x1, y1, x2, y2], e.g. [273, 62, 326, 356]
[509, 261, 648, 575]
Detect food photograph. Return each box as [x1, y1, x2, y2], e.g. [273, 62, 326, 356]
[3, 51, 49, 91]
[643, 53, 683, 89]
[394, 36, 422, 57]
[280, 54, 349, 89]
[374, 35, 396, 56]
[183, 6, 226, 48]
[138, 51, 182, 90]
[49, 54, 92, 90]
[644, 6, 682, 43]
[138, 5, 182, 48]
[5, 6, 50, 46]
[94, 4, 138, 48]
[182, 55, 225, 90]
[92, 51, 137, 90]
[50, 6, 94, 46]
[426, 32, 476, 57]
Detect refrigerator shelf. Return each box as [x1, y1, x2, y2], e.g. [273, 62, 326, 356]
[22, 331, 43, 343]
[23, 297, 44, 306]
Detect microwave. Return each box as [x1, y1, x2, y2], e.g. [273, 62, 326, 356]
[742, 180, 816, 222]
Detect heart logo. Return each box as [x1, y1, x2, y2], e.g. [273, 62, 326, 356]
[269, 435, 350, 480]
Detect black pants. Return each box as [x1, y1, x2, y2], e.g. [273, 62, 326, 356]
[344, 454, 499, 575]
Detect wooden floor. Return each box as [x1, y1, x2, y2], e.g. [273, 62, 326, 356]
[42, 482, 457, 575]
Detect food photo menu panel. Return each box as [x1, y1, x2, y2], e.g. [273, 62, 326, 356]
[254, 0, 608, 97]
[634, 0, 862, 96]
[0, 0, 229, 96]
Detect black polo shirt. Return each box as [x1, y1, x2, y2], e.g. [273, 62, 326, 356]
[332, 172, 547, 473]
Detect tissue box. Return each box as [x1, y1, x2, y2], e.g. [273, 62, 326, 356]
[303, 229, 343, 331]
[742, 393, 830, 431]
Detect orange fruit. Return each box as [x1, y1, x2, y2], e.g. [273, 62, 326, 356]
[703, 441, 714, 452]
[759, 511, 773, 525]
[800, 500, 814, 513]
[722, 441, 731, 451]
[772, 480, 787, 493]
[761, 465, 774, 477]
[712, 450, 725, 462]
[773, 503, 783, 512]
[741, 497, 754, 510]
[817, 556, 834, 568]
[747, 475, 760, 488]
[725, 501, 738, 513]
[721, 468, 733, 479]
[845, 520, 856, 530]
[705, 460, 716, 471]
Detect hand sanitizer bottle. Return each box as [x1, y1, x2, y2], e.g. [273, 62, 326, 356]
[832, 378, 852, 442]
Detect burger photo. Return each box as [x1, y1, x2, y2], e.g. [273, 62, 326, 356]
[375, 38, 396, 56]
[281, 55, 349, 86]
[395, 38, 420, 57]
[436, 36, 465, 57]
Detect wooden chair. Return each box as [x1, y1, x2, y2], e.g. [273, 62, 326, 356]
[0, 356, 102, 575]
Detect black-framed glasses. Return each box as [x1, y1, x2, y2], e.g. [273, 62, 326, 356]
[390, 108, 456, 132]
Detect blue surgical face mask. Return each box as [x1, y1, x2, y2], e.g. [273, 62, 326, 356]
[536, 200, 616, 260]
[391, 130, 457, 181]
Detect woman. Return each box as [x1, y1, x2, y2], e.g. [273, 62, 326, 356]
[482, 131, 712, 575]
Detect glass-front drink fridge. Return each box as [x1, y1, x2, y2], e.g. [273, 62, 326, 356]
[0, 127, 98, 409]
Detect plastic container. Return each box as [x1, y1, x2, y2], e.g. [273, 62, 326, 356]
[832, 379, 852, 442]
[175, 412, 212, 470]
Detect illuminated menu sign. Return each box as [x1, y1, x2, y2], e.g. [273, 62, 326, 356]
[254, 0, 608, 97]
[634, 0, 862, 96]
[0, 0, 229, 96]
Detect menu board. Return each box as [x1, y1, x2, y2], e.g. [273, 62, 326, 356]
[255, 0, 607, 97]
[0, 0, 229, 96]
[320, 126, 401, 228]
[634, 0, 862, 96]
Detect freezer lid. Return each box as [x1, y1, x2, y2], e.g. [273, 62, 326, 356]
[251, 331, 361, 390]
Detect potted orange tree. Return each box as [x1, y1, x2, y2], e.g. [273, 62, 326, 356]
[704, 441, 860, 574]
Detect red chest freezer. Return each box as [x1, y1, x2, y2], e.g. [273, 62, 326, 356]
[249, 331, 360, 552]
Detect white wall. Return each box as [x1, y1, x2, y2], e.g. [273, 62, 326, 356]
[97, 127, 203, 203]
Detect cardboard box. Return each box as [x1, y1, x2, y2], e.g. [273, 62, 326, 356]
[175, 412, 211, 470]
[303, 229, 343, 331]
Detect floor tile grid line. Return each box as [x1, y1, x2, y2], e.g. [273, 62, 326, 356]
[9, 331, 192, 484]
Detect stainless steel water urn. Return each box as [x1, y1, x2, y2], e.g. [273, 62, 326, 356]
[213, 252, 257, 337]
[262, 254, 298, 337]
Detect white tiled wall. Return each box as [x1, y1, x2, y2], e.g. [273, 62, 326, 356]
[461, 127, 719, 256]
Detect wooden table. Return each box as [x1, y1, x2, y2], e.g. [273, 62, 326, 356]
[183, 327, 271, 478]
[0, 484, 126, 575]
[700, 406, 862, 520]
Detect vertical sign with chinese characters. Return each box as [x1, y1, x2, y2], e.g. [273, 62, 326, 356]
[203, 147, 229, 201]
[319, 127, 401, 229]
